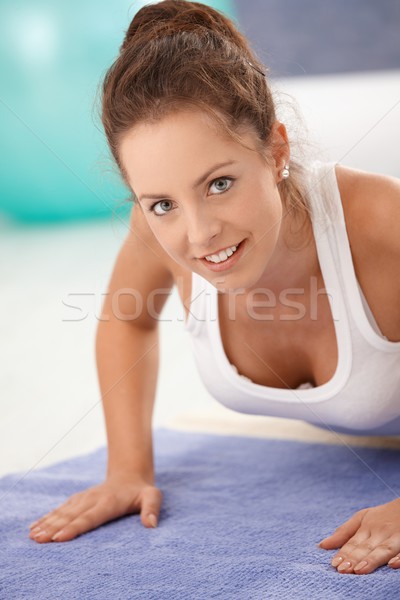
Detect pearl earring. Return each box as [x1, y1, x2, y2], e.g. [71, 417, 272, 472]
[281, 164, 290, 179]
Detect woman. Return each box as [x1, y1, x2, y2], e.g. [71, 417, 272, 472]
[28, 1, 400, 576]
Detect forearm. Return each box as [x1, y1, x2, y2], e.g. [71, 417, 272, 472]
[96, 319, 160, 483]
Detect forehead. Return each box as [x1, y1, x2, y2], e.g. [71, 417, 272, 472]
[119, 109, 259, 188]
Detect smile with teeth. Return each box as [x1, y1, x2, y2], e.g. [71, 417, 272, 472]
[204, 242, 240, 263]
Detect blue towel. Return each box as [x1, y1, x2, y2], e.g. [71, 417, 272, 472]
[1, 427, 399, 599]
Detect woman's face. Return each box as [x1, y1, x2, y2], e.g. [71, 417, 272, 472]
[119, 109, 289, 291]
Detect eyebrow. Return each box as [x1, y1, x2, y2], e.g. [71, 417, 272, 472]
[138, 160, 238, 202]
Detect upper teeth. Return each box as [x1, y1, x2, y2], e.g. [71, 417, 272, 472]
[205, 244, 239, 263]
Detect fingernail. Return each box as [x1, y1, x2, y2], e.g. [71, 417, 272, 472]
[337, 561, 352, 572]
[31, 526, 42, 535]
[34, 530, 47, 539]
[388, 556, 400, 565]
[354, 560, 368, 571]
[29, 521, 39, 529]
[148, 514, 157, 528]
[331, 556, 343, 567]
[52, 531, 63, 541]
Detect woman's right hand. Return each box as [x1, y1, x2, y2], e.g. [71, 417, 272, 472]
[28, 474, 163, 543]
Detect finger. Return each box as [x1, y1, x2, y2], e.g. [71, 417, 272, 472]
[140, 486, 163, 528]
[329, 530, 372, 570]
[29, 501, 95, 543]
[28, 492, 86, 530]
[30, 504, 81, 529]
[29, 511, 64, 541]
[29, 509, 57, 529]
[318, 510, 366, 549]
[29, 508, 86, 543]
[388, 555, 400, 569]
[331, 536, 375, 573]
[29, 519, 42, 529]
[352, 539, 400, 575]
[51, 503, 120, 542]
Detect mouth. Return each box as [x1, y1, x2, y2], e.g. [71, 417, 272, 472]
[199, 241, 240, 261]
[198, 239, 247, 272]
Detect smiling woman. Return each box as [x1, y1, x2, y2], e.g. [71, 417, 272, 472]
[27, 0, 400, 579]
[118, 110, 289, 291]
[101, 0, 312, 247]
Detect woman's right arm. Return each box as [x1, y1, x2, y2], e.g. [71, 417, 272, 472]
[97, 202, 174, 485]
[29, 204, 175, 543]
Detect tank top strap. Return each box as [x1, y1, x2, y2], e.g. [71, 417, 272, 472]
[305, 161, 340, 233]
[308, 160, 400, 351]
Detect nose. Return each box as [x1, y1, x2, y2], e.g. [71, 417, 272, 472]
[186, 206, 222, 251]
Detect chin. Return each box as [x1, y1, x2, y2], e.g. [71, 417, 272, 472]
[207, 270, 262, 293]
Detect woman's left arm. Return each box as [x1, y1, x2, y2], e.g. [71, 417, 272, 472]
[318, 170, 400, 575]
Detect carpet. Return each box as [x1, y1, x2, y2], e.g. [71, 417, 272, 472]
[1, 427, 399, 599]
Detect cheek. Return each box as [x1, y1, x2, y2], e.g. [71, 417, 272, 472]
[144, 219, 176, 254]
[248, 188, 282, 229]
[149, 225, 186, 263]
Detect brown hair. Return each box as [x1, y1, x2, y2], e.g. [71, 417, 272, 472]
[101, 0, 312, 247]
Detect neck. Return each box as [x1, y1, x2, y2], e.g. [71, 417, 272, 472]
[253, 209, 318, 295]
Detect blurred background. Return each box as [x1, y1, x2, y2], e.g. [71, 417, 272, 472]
[1, 0, 399, 476]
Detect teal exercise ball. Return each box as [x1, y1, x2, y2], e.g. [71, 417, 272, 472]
[0, 0, 238, 223]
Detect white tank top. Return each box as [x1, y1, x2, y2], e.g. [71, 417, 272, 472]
[184, 161, 400, 436]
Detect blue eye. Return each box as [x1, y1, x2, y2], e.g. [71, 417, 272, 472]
[150, 200, 173, 216]
[148, 177, 234, 217]
[209, 177, 234, 194]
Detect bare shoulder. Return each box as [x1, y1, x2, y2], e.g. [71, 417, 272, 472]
[335, 163, 400, 257]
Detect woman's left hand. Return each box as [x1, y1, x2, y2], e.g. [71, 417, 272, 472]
[318, 498, 400, 574]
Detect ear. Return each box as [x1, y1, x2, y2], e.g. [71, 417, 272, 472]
[269, 121, 290, 182]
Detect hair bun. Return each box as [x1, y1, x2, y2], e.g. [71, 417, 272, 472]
[121, 0, 248, 56]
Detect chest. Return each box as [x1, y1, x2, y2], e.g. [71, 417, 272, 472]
[175, 263, 338, 387]
[216, 272, 339, 388]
